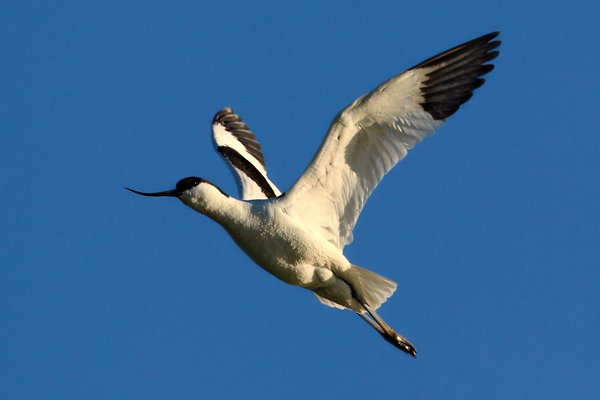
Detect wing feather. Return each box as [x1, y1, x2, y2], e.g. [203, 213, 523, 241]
[212, 108, 281, 200]
[276, 32, 500, 248]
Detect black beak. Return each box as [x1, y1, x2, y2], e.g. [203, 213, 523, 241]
[125, 187, 179, 197]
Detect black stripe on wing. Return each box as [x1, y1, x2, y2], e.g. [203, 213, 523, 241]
[411, 31, 501, 120]
[218, 146, 277, 199]
[213, 108, 266, 168]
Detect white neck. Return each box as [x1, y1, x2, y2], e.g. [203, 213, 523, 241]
[179, 182, 249, 229]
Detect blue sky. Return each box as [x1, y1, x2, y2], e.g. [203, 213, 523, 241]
[2, 1, 599, 399]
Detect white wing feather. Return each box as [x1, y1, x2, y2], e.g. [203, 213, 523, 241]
[277, 32, 500, 248]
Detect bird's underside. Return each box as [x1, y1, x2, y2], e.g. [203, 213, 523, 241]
[129, 32, 501, 356]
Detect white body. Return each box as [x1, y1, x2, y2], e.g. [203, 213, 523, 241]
[180, 186, 357, 308]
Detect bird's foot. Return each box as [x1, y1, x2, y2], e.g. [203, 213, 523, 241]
[382, 331, 417, 357]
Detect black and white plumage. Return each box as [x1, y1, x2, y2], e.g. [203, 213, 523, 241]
[212, 108, 281, 200]
[127, 32, 501, 356]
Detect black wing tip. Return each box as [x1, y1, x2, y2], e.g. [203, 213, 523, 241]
[415, 31, 501, 120]
[212, 107, 267, 167]
[480, 31, 500, 41]
[454, 30, 502, 52]
[410, 31, 501, 71]
[212, 107, 237, 125]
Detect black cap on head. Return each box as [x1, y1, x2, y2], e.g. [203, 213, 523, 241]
[175, 176, 204, 193]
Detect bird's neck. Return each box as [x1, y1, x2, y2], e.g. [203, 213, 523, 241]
[181, 182, 250, 229]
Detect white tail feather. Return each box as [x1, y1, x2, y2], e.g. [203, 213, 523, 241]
[312, 265, 397, 311]
[351, 265, 397, 311]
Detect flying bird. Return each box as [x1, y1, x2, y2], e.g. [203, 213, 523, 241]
[127, 32, 501, 356]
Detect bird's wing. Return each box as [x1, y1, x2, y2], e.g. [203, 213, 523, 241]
[276, 32, 500, 248]
[212, 108, 281, 200]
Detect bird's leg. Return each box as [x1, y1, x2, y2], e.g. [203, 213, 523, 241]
[357, 302, 417, 357]
[357, 311, 385, 334]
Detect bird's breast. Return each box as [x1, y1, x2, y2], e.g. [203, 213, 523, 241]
[223, 203, 347, 287]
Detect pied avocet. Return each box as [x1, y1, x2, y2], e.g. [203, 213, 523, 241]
[127, 32, 501, 356]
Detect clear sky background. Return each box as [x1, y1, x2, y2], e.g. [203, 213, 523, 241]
[2, 1, 599, 399]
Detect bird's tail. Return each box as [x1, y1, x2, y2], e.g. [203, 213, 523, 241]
[350, 264, 397, 311]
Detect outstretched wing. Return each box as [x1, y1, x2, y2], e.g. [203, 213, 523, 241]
[276, 32, 500, 248]
[212, 108, 281, 200]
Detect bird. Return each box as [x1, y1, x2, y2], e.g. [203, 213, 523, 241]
[127, 32, 501, 356]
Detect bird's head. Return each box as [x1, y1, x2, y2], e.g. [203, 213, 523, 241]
[126, 176, 229, 213]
